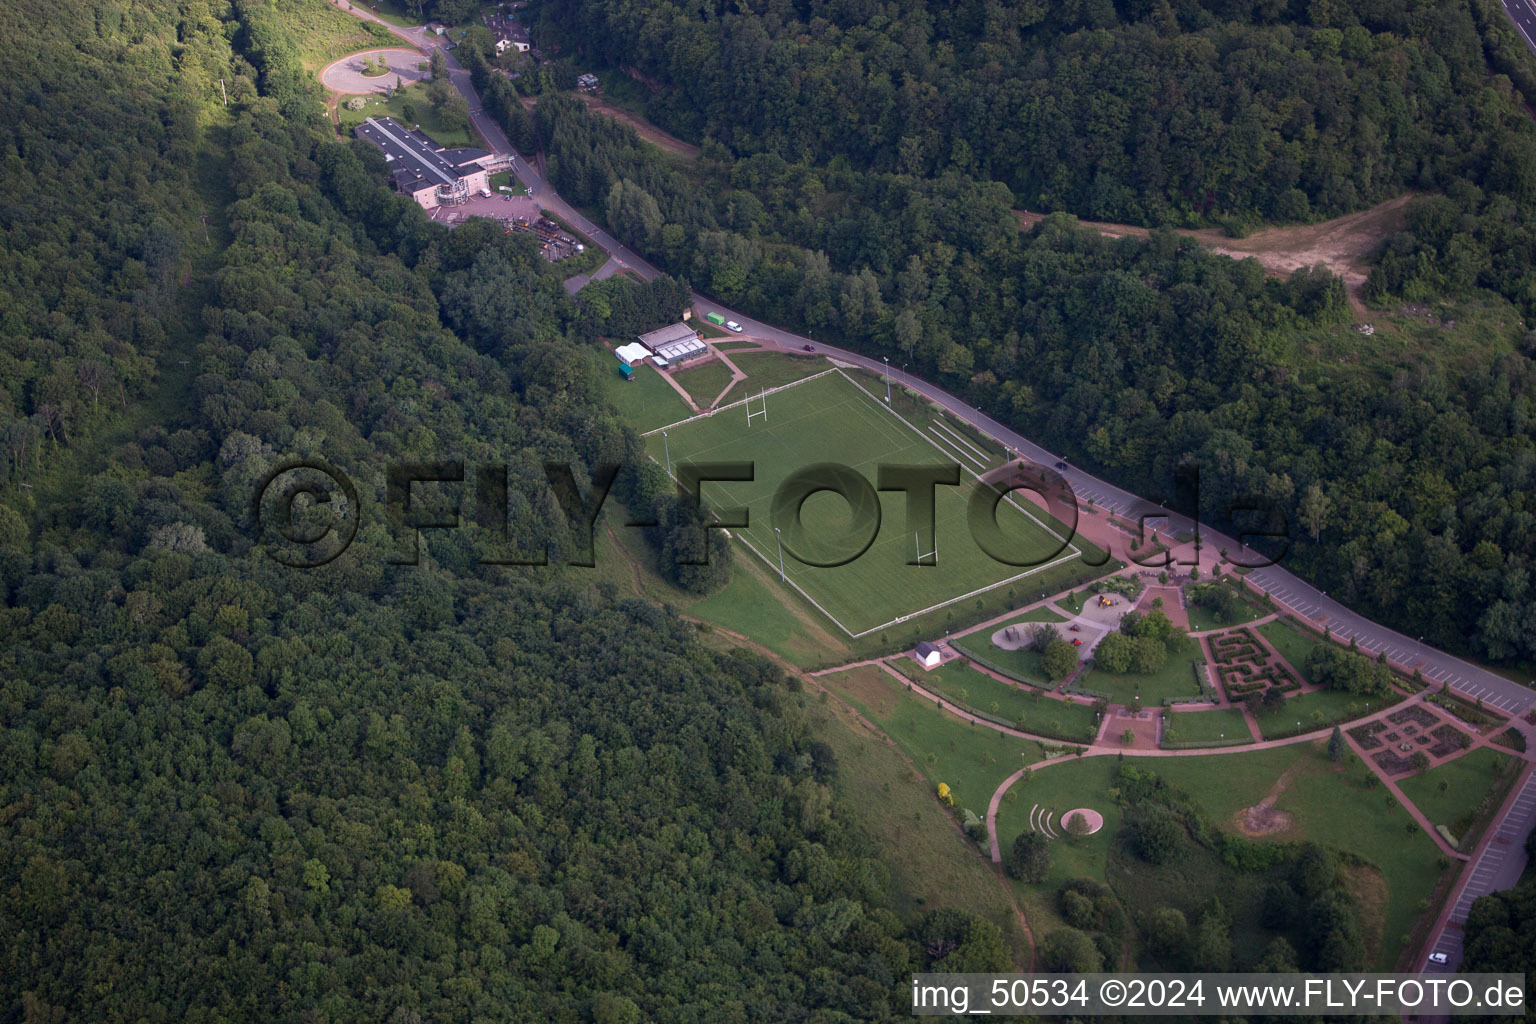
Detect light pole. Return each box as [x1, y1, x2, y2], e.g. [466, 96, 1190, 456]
[774, 527, 786, 582]
[883, 356, 891, 403]
[663, 430, 671, 477]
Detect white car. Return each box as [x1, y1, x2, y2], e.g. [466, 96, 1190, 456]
[725, 320, 743, 333]
[1428, 952, 1449, 965]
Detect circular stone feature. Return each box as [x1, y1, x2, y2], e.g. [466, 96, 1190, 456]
[1060, 807, 1104, 835]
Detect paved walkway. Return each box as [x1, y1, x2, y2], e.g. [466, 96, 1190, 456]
[318, 48, 426, 94]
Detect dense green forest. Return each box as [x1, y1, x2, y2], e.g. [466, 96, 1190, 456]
[0, 0, 1016, 1018]
[541, 0, 1532, 228]
[479, 0, 1536, 665]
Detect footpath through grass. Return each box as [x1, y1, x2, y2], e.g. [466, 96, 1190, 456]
[999, 742, 1447, 969]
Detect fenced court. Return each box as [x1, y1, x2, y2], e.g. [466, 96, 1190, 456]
[644, 370, 1085, 636]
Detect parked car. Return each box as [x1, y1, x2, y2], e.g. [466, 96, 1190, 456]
[1428, 952, 1449, 965]
[802, 344, 814, 352]
[725, 320, 743, 333]
[1054, 461, 1067, 470]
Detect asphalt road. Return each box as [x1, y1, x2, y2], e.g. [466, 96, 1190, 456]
[332, 1, 1536, 721]
[1501, 0, 1536, 55]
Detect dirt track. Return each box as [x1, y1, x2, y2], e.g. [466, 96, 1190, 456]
[1017, 194, 1413, 310]
[577, 95, 699, 156]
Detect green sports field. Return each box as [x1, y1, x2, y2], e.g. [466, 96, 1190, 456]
[645, 370, 1082, 635]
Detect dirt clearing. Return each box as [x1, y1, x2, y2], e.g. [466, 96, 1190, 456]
[1017, 194, 1413, 310]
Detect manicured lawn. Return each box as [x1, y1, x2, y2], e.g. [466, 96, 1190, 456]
[1078, 646, 1207, 706]
[726, 350, 834, 392]
[951, 637, 1056, 688]
[1397, 747, 1516, 841]
[1162, 707, 1252, 745]
[336, 81, 476, 148]
[1186, 593, 1267, 633]
[673, 358, 735, 407]
[1259, 618, 1324, 681]
[897, 659, 1101, 741]
[1253, 687, 1396, 739]
[644, 371, 1083, 636]
[598, 361, 691, 433]
[1056, 591, 1086, 614]
[804, 690, 1031, 967]
[819, 665, 1043, 818]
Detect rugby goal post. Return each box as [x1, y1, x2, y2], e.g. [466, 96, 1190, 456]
[745, 387, 768, 426]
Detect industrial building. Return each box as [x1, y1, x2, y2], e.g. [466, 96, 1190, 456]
[354, 117, 493, 209]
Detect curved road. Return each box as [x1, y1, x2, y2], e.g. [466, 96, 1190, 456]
[331, 3, 1536, 722]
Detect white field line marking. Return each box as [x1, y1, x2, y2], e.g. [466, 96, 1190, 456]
[932, 417, 992, 462]
[835, 367, 1078, 550]
[641, 367, 840, 436]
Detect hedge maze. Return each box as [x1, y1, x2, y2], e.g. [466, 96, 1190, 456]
[1210, 627, 1301, 701]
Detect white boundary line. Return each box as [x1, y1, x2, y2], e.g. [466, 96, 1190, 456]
[641, 368, 1092, 638]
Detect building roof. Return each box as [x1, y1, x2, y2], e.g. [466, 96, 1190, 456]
[654, 337, 706, 361]
[915, 641, 941, 659]
[354, 118, 489, 194]
[614, 342, 652, 364]
[637, 322, 699, 350]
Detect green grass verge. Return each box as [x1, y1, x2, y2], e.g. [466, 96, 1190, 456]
[291, 3, 398, 68]
[725, 350, 831, 392]
[1161, 707, 1253, 745]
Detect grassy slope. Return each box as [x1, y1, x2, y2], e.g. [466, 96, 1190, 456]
[804, 687, 1032, 967]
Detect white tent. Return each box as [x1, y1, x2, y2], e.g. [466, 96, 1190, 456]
[615, 342, 652, 365]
